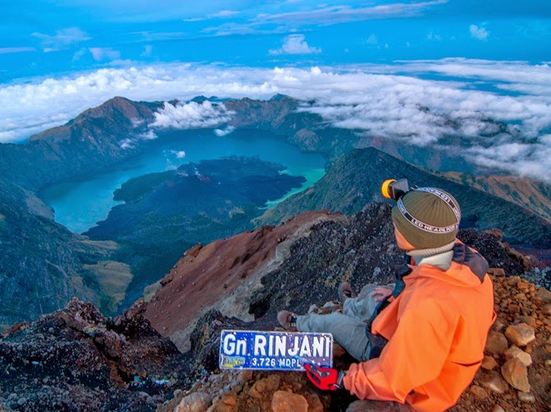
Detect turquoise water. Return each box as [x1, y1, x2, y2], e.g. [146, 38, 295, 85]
[40, 129, 326, 234]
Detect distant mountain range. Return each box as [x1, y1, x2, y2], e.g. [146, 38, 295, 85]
[0, 97, 161, 191]
[441, 172, 551, 223]
[258, 148, 551, 248]
[1, 94, 550, 327]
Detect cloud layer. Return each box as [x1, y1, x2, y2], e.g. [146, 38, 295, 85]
[469, 24, 489, 40]
[269, 34, 321, 55]
[2, 59, 551, 181]
[151, 101, 233, 129]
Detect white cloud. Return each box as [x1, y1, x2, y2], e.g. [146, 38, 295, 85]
[0, 47, 36, 54]
[2, 59, 551, 180]
[183, 9, 239, 22]
[212, 10, 239, 18]
[269, 34, 321, 55]
[256, 1, 447, 24]
[151, 101, 233, 129]
[32, 27, 90, 51]
[204, 1, 447, 38]
[365, 34, 378, 45]
[89, 47, 121, 61]
[172, 150, 186, 159]
[467, 136, 551, 180]
[120, 138, 134, 149]
[469, 24, 489, 40]
[214, 125, 235, 136]
[427, 31, 442, 41]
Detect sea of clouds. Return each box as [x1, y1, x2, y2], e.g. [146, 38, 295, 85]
[1, 59, 550, 180]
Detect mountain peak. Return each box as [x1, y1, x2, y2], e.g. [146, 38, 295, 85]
[76, 96, 157, 121]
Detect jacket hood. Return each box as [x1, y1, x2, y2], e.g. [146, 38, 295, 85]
[410, 242, 489, 288]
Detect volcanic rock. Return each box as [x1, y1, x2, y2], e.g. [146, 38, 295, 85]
[518, 392, 536, 403]
[503, 345, 532, 367]
[501, 358, 531, 392]
[478, 370, 509, 394]
[505, 323, 536, 347]
[537, 287, 551, 303]
[144, 210, 339, 351]
[485, 331, 509, 355]
[468, 385, 488, 400]
[481, 356, 499, 370]
[0, 298, 187, 411]
[174, 392, 210, 412]
[271, 391, 309, 412]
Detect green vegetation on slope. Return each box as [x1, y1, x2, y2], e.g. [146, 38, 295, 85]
[86, 157, 306, 308]
[258, 147, 551, 248]
[442, 172, 551, 223]
[0, 178, 119, 327]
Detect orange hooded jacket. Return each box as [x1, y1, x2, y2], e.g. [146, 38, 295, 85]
[343, 243, 495, 411]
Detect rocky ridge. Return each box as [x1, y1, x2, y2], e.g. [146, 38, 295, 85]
[0, 205, 549, 411]
[258, 148, 551, 249]
[144, 210, 338, 352]
[158, 270, 551, 412]
[442, 172, 551, 223]
[145, 203, 549, 411]
[0, 298, 188, 411]
[0, 177, 120, 328]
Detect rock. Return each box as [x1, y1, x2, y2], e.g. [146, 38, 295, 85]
[543, 304, 551, 316]
[176, 392, 211, 412]
[213, 394, 238, 412]
[488, 268, 505, 277]
[485, 331, 509, 355]
[504, 345, 532, 367]
[304, 393, 324, 412]
[478, 370, 509, 394]
[249, 375, 281, 399]
[469, 385, 488, 399]
[491, 405, 505, 412]
[516, 315, 536, 328]
[501, 358, 531, 392]
[537, 287, 551, 303]
[271, 391, 308, 412]
[504, 323, 535, 347]
[481, 356, 499, 370]
[517, 392, 535, 403]
[492, 318, 506, 332]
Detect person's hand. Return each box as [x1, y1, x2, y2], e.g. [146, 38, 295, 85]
[369, 284, 395, 302]
[304, 363, 345, 391]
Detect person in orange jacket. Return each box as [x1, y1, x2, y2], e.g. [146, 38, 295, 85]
[278, 182, 495, 411]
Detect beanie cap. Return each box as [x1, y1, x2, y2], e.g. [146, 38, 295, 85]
[391, 187, 461, 251]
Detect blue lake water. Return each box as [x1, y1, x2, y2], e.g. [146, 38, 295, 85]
[40, 129, 326, 234]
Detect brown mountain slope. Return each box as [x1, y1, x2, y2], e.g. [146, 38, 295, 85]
[1, 205, 548, 412]
[144, 203, 537, 356]
[443, 172, 551, 223]
[144, 210, 338, 351]
[0, 97, 161, 191]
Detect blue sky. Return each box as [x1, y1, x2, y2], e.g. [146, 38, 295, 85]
[2, 1, 551, 181]
[1, 0, 551, 82]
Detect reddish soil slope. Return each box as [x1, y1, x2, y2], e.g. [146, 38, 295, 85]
[144, 211, 338, 348]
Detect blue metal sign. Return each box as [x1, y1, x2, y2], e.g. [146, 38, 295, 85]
[219, 330, 333, 371]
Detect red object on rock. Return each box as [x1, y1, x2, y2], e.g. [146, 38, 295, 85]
[304, 364, 343, 391]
